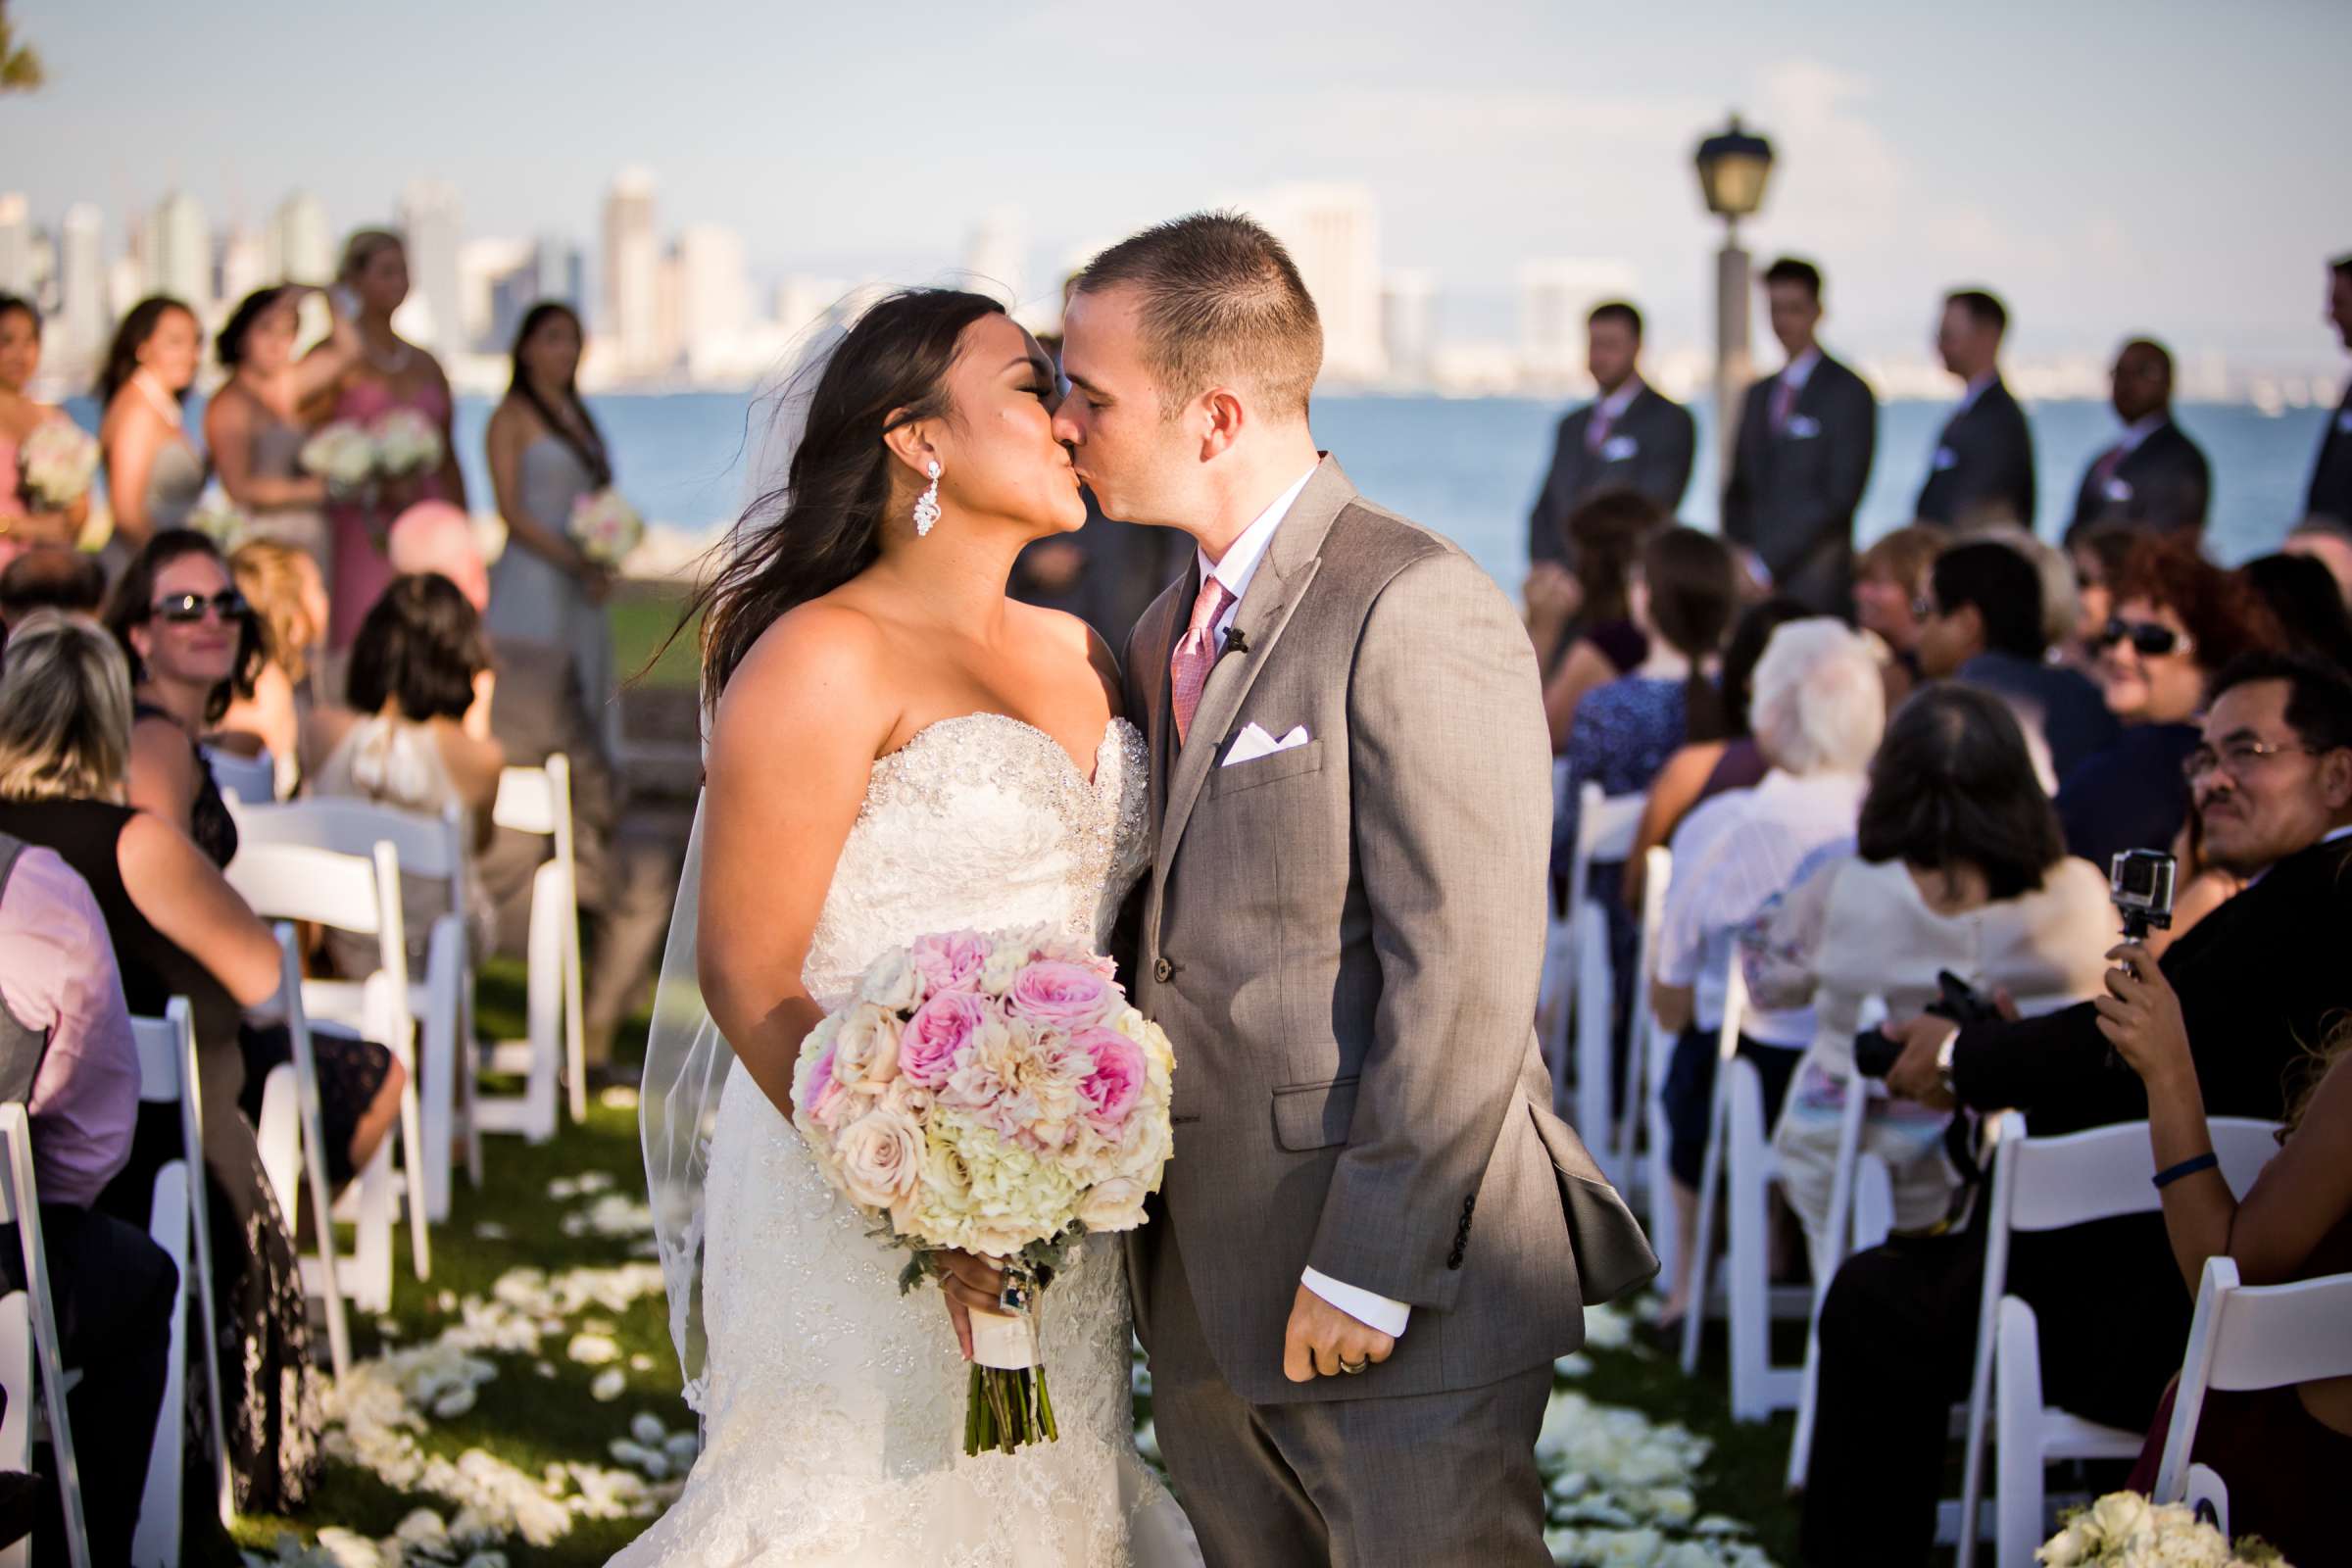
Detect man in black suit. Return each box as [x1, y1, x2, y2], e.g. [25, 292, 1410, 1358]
[1915, 539, 2117, 784]
[1720, 257, 1878, 614]
[1914, 288, 2035, 530]
[1799, 653, 2352, 1565]
[2302, 254, 2352, 528]
[1525, 301, 1694, 570]
[2066, 338, 2211, 542]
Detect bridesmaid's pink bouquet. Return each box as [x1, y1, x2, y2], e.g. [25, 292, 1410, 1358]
[790, 925, 1176, 1456]
[18, 419, 99, 510]
[568, 488, 643, 567]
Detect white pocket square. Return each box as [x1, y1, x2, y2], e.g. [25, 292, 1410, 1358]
[1785, 414, 1822, 439]
[1222, 722, 1310, 766]
[1598, 434, 1641, 463]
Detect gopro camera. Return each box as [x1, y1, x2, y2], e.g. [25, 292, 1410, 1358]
[2110, 849, 2178, 941]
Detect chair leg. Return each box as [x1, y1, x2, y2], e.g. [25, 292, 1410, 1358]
[134, 1165, 189, 1568]
[1995, 1297, 2048, 1568]
[393, 1027, 431, 1281]
[1681, 1074, 1728, 1374]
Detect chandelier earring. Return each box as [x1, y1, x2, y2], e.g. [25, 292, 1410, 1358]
[912, 460, 943, 537]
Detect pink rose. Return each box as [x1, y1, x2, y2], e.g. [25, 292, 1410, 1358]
[901, 990, 993, 1088]
[1006, 960, 1116, 1032]
[908, 931, 990, 994]
[795, 1040, 840, 1122]
[1075, 1028, 1146, 1132]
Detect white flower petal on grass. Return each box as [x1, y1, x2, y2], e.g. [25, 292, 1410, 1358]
[1555, 1352, 1594, 1379]
[590, 1368, 626, 1401]
[599, 1085, 640, 1110]
[313, 1528, 387, 1568]
[629, 1412, 665, 1446]
[662, 1433, 700, 1466]
[566, 1332, 620, 1365]
[534, 1361, 556, 1378]
[431, 1385, 477, 1419]
[473, 1222, 510, 1242]
[629, 1353, 655, 1371]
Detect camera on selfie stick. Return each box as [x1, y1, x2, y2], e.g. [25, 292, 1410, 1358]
[2110, 848, 2178, 943]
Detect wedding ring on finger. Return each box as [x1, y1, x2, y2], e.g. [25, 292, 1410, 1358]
[1339, 1356, 1369, 1375]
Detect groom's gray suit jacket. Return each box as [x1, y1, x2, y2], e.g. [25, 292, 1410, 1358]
[1121, 459, 1607, 1407]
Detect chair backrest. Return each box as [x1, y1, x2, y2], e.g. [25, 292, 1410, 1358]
[127, 999, 193, 1105]
[2193, 1256, 2352, 1395]
[224, 839, 402, 945]
[206, 747, 278, 808]
[229, 795, 461, 879]
[1566, 782, 1646, 917]
[491, 754, 571, 839]
[1991, 1114, 2284, 1235]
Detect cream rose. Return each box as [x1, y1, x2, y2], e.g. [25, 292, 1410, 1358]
[2089, 1491, 2152, 1548]
[830, 1003, 904, 1089]
[858, 948, 924, 1011]
[1075, 1176, 1149, 1232]
[834, 1107, 924, 1212]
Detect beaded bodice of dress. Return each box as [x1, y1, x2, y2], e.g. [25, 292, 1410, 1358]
[800, 712, 1150, 1005]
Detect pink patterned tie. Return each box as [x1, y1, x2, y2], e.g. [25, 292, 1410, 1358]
[1770, 375, 1798, 435]
[1170, 574, 1237, 747]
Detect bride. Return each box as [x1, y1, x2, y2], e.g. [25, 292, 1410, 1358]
[617, 289, 1197, 1566]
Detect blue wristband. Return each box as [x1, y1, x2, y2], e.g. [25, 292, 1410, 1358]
[2152, 1152, 2219, 1191]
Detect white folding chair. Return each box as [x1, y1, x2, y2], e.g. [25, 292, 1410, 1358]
[480, 757, 587, 1138]
[2182, 1463, 2230, 1539]
[1956, 1113, 2283, 1568]
[252, 926, 353, 1380]
[2152, 1254, 2352, 1516]
[0, 1103, 91, 1568]
[126, 999, 231, 1534]
[1554, 783, 1643, 1138]
[205, 747, 279, 808]
[1619, 845, 1677, 1279]
[222, 835, 427, 1305]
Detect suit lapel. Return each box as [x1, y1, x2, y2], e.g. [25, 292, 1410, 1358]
[1132, 565, 1191, 837]
[1151, 460, 1352, 898]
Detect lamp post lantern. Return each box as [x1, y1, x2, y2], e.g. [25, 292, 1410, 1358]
[1693, 114, 1776, 483]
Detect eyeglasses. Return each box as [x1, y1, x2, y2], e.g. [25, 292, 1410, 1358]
[2180, 737, 2321, 783]
[2097, 617, 2194, 659]
[148, 590, 250, 625]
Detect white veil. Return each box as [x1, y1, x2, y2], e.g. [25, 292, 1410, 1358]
[640, 318, 849, 1414]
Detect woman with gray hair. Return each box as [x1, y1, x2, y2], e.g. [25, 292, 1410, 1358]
[1645, 618, 1886, 1329]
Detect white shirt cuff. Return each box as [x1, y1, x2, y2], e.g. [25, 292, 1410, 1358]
[1300, 1268, 1411, 1338]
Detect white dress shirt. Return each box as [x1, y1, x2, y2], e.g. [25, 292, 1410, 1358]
[1780, 347, 1822, 392]
[1951, 371, 1997, 419]
[2110, 412, 2167, 455]
[1194, 459, 1410, 1340]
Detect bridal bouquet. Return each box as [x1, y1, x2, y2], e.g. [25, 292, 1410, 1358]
[369, 408, 444, 479]
[300, 420, 379, 492]
[790, 926, 1175, 1457]
[18, 419, 99, 510]
[2038, 1492, 2288, 1566]
[568, 487, 643, 567]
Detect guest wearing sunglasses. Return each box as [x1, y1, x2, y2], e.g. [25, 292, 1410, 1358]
[99, 531, 264, 867]
[2056, 539, 2280, 901]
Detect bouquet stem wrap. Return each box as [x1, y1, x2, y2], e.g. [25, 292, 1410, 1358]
[965, 1286, 1056, 1455]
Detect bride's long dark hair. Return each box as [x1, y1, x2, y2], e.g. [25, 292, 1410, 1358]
[681, 288, 1006, 701]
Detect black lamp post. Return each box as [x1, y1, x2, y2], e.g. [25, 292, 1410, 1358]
[1693, 114, 1776, 478]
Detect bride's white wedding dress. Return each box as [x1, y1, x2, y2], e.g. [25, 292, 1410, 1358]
[614, 712, 1197, 1568]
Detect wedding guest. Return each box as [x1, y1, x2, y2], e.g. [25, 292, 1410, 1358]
[317, 230, 466, 651]
[204, 285, 360, 579]
[0, 546, 104, 634]
[100, 530, 262, 865]
[1752, 685, 2115, 1261]
[306, 573, 504, 976]
[0, 611, 359, 1515]
[2057, 538, 2279, 876]
[216, 539, 331, 801]
[1626, 595, 1812, 906]
[2301, 253, 2352, 528]
[1806, 653, 2352, 1565]
[1915, 539, 2116, 784]
[1970, 518, 2082, 657]
[2103, 974, 2352, 1568]
[2283, 514, 2352, 608]
[1648, 619, 1885, 1328]
[0, 294, 92, 558]
[2064, 519, 2139, 672]
[2064, 338, 2211, 541]
[95, 296, 206, 567]
[387, 500, 490, 612]
[1914, 289, 2034, 530]
[1526, 301, 1694, 570]
[1533, 490, 1670, 751]
[484, 302, 617, 751]
[1720, 258, 1878, 614]
[2239, 550, 2352, 673]
[0, 822, 174, 1568]
[1849, 524, 1941, 708]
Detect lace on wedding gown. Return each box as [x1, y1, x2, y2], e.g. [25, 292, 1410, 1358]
[614, 713, 1194, 1567]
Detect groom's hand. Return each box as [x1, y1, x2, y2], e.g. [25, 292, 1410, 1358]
[1281, 1284, 1396, 1383]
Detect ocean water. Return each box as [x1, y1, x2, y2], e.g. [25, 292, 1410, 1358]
[75, 389, 2333, 595]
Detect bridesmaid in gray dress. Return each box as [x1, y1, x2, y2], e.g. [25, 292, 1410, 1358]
[485, 302, 617, 757]
[96, 296, 208, 575]
[205, 285, 362, 579]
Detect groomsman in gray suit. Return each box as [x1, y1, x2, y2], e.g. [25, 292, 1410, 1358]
[2064, 337, 2210, 542]
[1720, 258, 1878, 614]
[1914, 288, 2036, 529]
[1526, 301, 1695, 568]
[2303, 254, 2352, 528]
[1061, 213, 1653, 1567]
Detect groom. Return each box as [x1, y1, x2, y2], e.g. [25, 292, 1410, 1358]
[1059, 214, 1633, 1565]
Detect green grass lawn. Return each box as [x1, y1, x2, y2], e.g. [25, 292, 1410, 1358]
[228, 959, 1803, 1566]
[608, 592, 699, 693]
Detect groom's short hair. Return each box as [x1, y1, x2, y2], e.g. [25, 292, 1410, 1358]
[1072, 212, 1322, 422]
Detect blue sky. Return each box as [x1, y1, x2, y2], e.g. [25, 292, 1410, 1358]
[9, 0, 2348, 364]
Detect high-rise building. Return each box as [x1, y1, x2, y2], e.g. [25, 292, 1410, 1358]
[216, 228, 268, 315]
[603, 167, 661, 378]
[673, 222, 749, 370]
[0, 194, 28, 297]
[146, 191, 211, 312]
[269, 191, 333, 284]
[459, 236, 533, 347]
[1517, 259, 1638, 387]
[1381, 270, 1437, 387]
[961, 207, 1027, 313]
[486, 235, 587, 351]
[399, 179, 464, 358]
[1247, 185, 1385, 384]
[58, 205, 105, 361]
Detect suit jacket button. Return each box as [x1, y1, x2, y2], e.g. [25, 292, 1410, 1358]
[1152, 957, 1173, 984]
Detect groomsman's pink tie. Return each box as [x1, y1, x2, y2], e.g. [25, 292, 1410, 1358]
[1770, 375, 1799, 434]
[1171, 575, 1237, 746]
